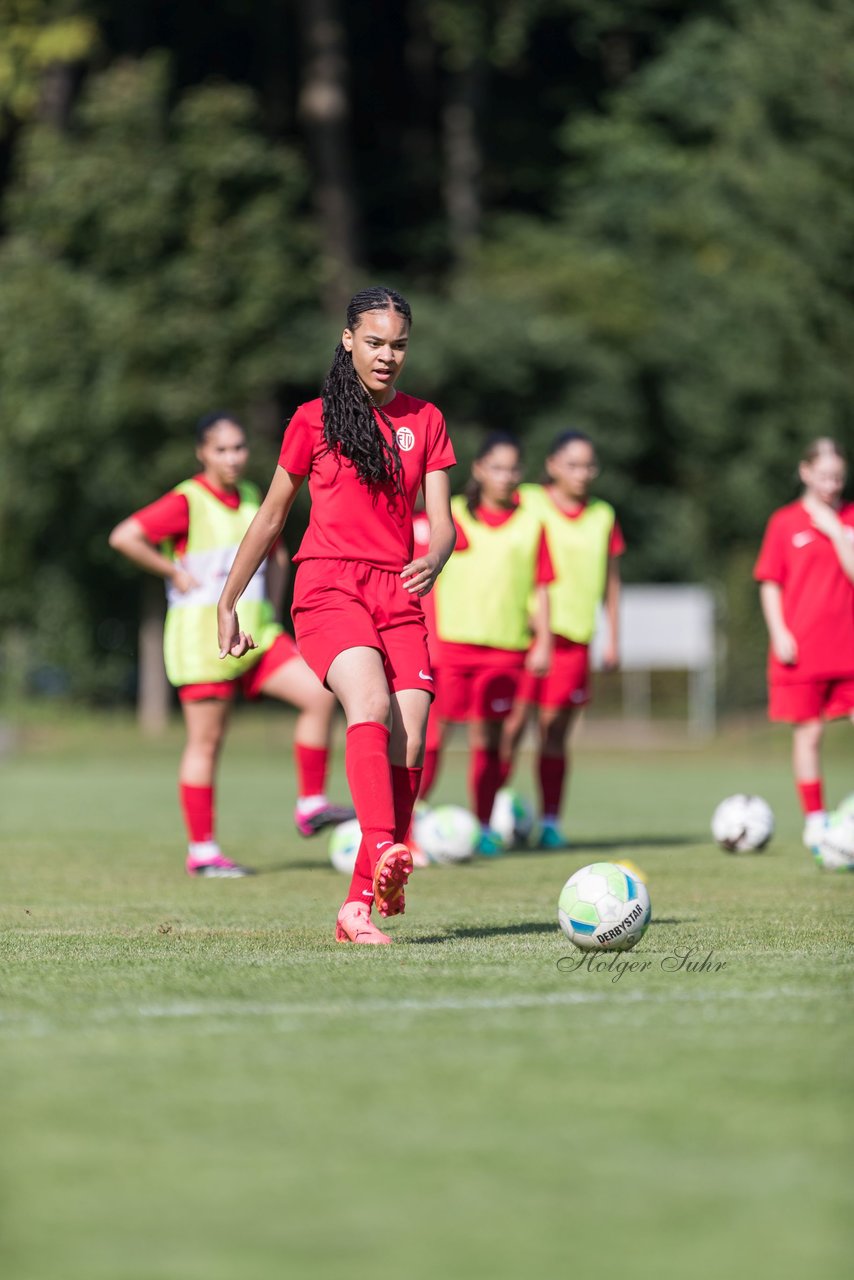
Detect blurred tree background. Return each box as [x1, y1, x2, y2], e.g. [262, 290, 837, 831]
[0, 0, 852, 711]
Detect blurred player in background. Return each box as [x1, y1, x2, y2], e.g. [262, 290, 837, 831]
[754, 437, 854, 849]
[434, 433, 553, 855]
[504, 430, 624, 849]
[218, 286, 457, 944]
[109, 412, 352, 878]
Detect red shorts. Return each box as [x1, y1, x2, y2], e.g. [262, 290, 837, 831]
[516, 637, 590, 710]
[291, 558, 434, 696]
[178, 632, 300, 703]
[768, 678, 854, 723]
[437, 646, 526, 722]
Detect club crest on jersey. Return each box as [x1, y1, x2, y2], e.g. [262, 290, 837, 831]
[396, 427, 415, 452]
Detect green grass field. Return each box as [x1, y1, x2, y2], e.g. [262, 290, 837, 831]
[1, 712, 852, 1280]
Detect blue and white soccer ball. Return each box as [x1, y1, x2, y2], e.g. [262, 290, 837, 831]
[328, 818, 362, 874]
[813, 811, 854, 872]
[418, 805, 480, 864]
[490, 787, 538, 848]
[711, 794, 774, 853]
[558, 861, 652, 952]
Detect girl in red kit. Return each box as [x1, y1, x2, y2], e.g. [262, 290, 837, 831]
[754, 438, 854, 850]
[109, 412, 352, 877]
[434, 434, 554, 855]
[218, 287, 457, 943]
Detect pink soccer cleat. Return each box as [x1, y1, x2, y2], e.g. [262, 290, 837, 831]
[186, 852, 255, 878]
[294, 800, 356, 838]
[372, 843, 413, 918]
[335, 901, 392, 944]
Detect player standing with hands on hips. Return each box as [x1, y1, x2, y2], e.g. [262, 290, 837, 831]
[754, 438, 854, 850]
[218, 287, 457, 943]
[109, 412, 352, 878]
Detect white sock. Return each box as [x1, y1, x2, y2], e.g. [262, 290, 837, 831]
[296, 794, 328, 815]
[188, 840, 221, 860]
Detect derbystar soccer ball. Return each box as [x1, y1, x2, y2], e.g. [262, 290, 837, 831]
[490, 787, 537, 847]
[328, 818, 362, 874]
[711, 794, 774, 852]
[558, 862, 652, 952]
[418, 805, 480, 864]
[813, 812, 854, 872]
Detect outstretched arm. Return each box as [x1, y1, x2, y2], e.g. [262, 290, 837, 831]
[217, 467, 304, 658]
[400, 468, 456, 595]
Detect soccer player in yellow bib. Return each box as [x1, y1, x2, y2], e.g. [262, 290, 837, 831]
[507, 430, 625, 850]
[109, 412, 352, 877]
[434, 433, 553, 855]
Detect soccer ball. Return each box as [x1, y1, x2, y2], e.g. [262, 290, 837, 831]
[490, 787, 537, 847]
[813, 812, 854, 872]
[711, 794, 774, 852]
[558, 861, 651, 952]
[418, 805, 480, 864]
[328, 818, 362, 874]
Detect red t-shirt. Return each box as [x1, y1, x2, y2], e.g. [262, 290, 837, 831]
[754, 500, 854, 683]
[134, 475, 240, 555]
[542, 490, 626, 557]
[452, 503, 555, 585]
[279, 392, 456, 569]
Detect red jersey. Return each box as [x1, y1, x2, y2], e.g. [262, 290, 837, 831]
[279, 392, 456, 570]
[754, 500, 854, 682]
[134, 475, 239, 555]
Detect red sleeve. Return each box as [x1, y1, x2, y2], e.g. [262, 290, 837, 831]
[452, 518, 469, 551]
[609, 519, 626, 558]
[134, 491, 190, 543]
[424, 408, 456, 473]
[536, 530, 556, 585]
[754, 512, 787, 584]
[278, 405, 317, 476]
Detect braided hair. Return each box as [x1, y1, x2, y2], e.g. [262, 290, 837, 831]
[321, 286, 412, 492]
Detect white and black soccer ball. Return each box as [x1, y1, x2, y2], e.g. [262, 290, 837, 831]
[813, 812, 854, 872]
[490, 787, 538, 848]
[418, 805, 480, 864]
[711, 794, 774, 853]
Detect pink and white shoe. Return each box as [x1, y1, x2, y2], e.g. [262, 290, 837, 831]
[372, 843, 413, 918]
[294, 799, 356, 838]
[186, 851, 255, 878]
[335, 901, 392, 944]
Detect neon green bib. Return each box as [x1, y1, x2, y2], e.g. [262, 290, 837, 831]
[162, 479, 282, 686]
[518, 484, 615, 643]
[435, 495, 543, 651]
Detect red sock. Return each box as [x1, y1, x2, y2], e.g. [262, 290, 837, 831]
[797, 780, 824, 815]
[420, 748, 440, 802]
[539, 754, 566, 819]
[294, 742, 327, 799]
[392, 765, 422, 843]
[179, 783, 214, 843]
[346, 838, 375, 906]
[345, 722, 395, 856]
[471, 748, 502, 825]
